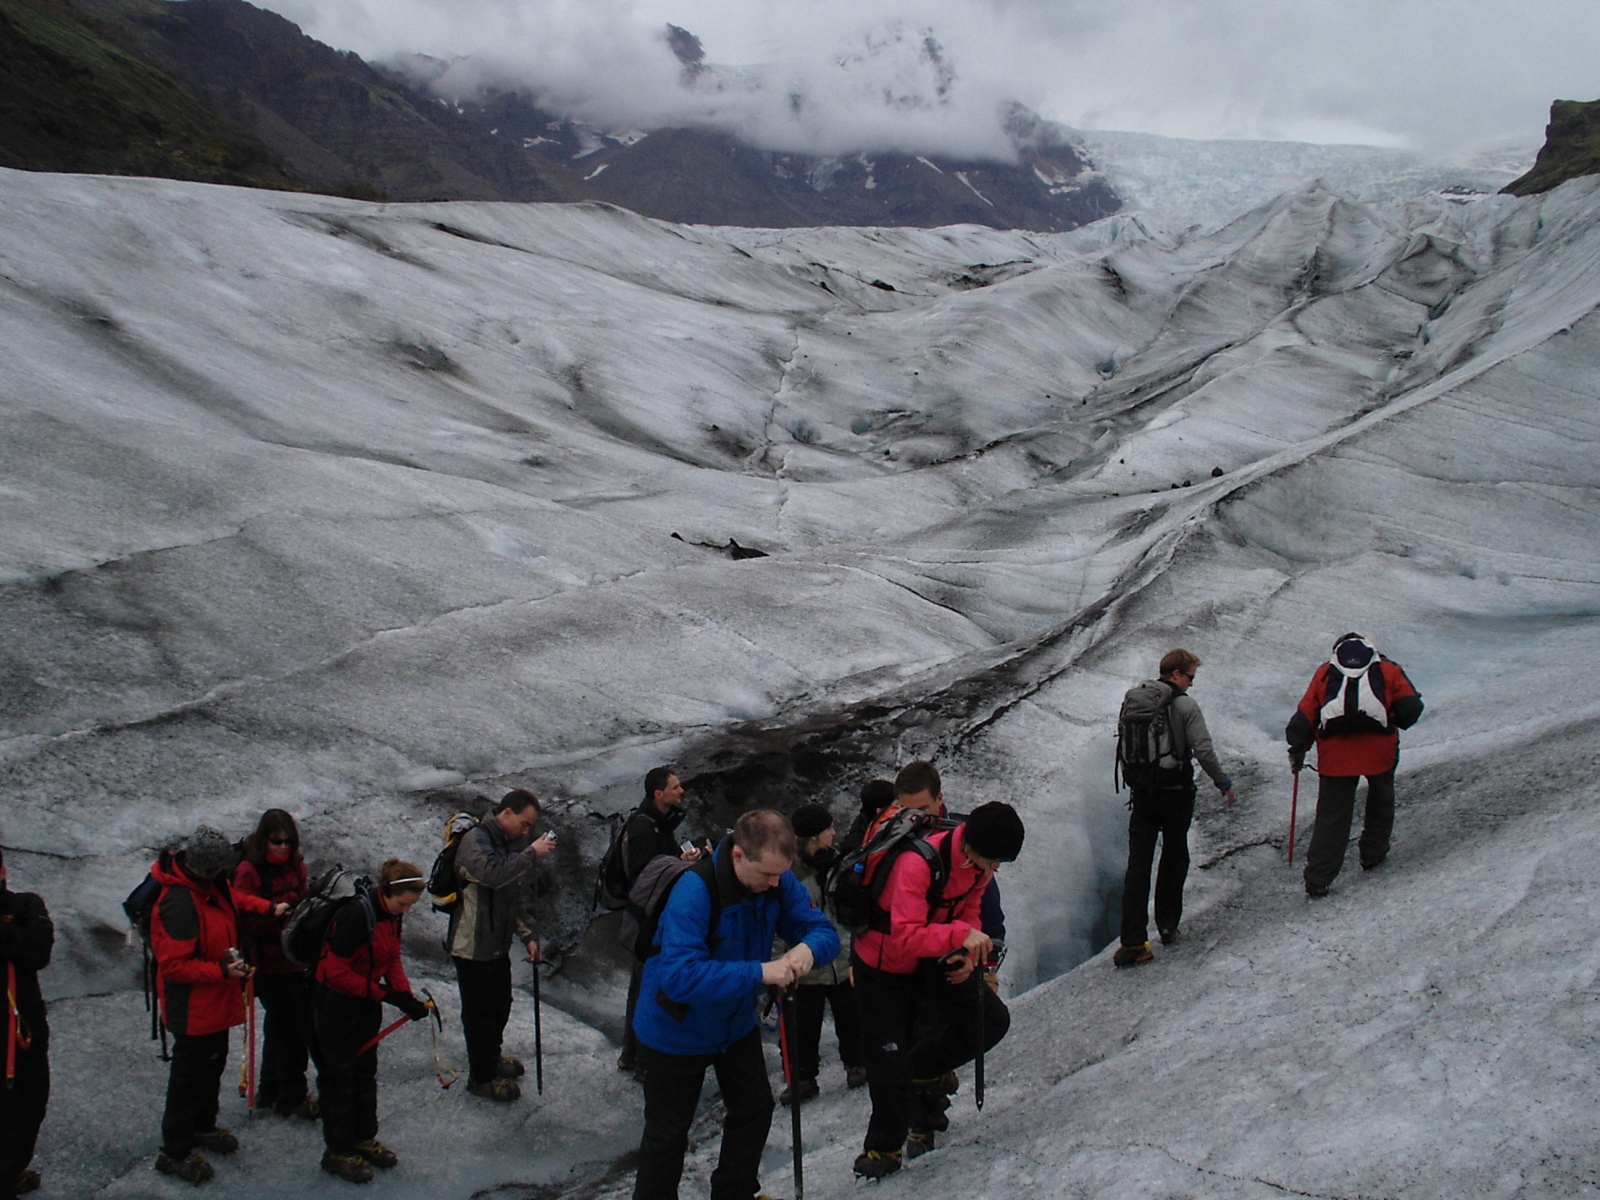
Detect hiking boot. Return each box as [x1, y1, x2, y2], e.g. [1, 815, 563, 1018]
[497, 1055, 526, 1078]
[467, 1076, 522, 1102]
[779, 1078, 820, 1106]
[1159, 926, 1179, 945]
[845, 1064, 868, 1089]
[274, 1095, 320, 1120]
[352, 1139, 398, 1169]
[1360, 855, 1386, 871]
[16, 1169, 41, 1195]
[320, 1151, 374, 1184]
[193, 1129, 238, 1155]
[1306, 883, 1330, 898]
[915, 1070, 959, 1096]
[905, 1129, 937, 1160]
[852, 1150, 902, 1180]
[155, 1151, 214, 1184]
[1113, 941, 1154, 967]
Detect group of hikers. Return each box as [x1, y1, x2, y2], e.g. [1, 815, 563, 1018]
[0, 630, 1421, 1200]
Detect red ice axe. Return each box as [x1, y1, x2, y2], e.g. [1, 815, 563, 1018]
[357, 996, 436, 1057]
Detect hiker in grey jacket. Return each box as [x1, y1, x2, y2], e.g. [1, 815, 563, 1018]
[447, 789, 554, 1101]
[1114, 649, 1237, 967]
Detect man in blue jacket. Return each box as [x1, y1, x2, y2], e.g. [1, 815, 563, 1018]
[632, 809, 839, 1200]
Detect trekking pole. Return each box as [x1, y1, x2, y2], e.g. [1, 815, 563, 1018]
[775, 986, 803, 1200]
[355, 996, 436, 1058]
[1288, 769, 1300, 863]
[530, 959, 544, 1096]
[973, 963, 986, 1112]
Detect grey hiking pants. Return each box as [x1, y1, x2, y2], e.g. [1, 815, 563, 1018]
[1303, 768, 1396, 891]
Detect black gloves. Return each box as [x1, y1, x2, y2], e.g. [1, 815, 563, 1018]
[1288, 747, 1306, 773]
[386, 989, 430, 1021]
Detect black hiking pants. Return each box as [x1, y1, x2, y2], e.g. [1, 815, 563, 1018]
[620, 960, 644, 1066]
[253, 969, 311, 1109]
[855, 959, 1009, 1154]
[1304, 768, 1397, 891]
[0, 1028, 48, 1199]
[453, 955, 514, 1084]
[794, 978, 862, 1081]
[160, 1030, 229, 1158]
[313, 987, 381, 1153]
[631, 1029, 773, 1200]
[1119, 782, 1196, 946]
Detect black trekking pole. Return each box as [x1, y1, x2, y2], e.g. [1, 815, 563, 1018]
[973, 962, 986, 1112]
[775, 986, 803, 1200]
[527, 878, 545, 1095]
[530, 957, 544, 1096]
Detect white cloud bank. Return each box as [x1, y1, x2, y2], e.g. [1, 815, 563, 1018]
[254, 0, 1599, 157]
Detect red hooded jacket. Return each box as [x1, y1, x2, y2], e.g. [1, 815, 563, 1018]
[149, 853, 246, 1037]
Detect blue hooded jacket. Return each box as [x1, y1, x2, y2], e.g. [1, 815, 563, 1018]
[633, 837, 840, 1056]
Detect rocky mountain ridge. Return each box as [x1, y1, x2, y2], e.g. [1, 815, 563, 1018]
[2, 0, 1116, 229]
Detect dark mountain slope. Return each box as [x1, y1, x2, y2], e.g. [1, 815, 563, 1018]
[1505, 98, 1600, 196]
[0, 0, 296, 187]
[70, 0, 591, 202]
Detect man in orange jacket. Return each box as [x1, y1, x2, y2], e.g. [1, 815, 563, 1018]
[1286, 633, 1424, 896]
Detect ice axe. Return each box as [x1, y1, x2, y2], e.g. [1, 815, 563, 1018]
[1288, 760, 1317, 863]
[356, 993, 436, 1057]
[242, 969, 257, 1110]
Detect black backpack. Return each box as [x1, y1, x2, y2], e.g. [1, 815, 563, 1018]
[826, 807, 957, 935]
[617, 853, 723, 961]
[1115, 681, 1183, 792]
[593, 811, 633, 912]
[281, 867, 374, 969]
[426, 812, 482, 915]
[122, 871, 169, 1059]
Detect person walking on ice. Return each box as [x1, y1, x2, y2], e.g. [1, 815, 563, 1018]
[1286, 632, 1424, 897]
[1113, 649, 1237, 967]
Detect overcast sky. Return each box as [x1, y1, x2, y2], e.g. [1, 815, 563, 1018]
[257, 0, 1599, 159]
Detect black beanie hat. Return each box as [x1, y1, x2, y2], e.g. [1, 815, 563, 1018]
[859, 779, 895, 814]
[963, 802, 1025, 863]
[791, 804, 834, 840]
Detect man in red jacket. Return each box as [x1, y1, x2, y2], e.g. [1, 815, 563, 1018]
[1286, 633, 1424, 897]
[150, 825, 251, 1184]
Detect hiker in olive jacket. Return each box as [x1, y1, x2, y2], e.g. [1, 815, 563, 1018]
[1115, 648, 1237, 966]
[446, 789, 554, 1100]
